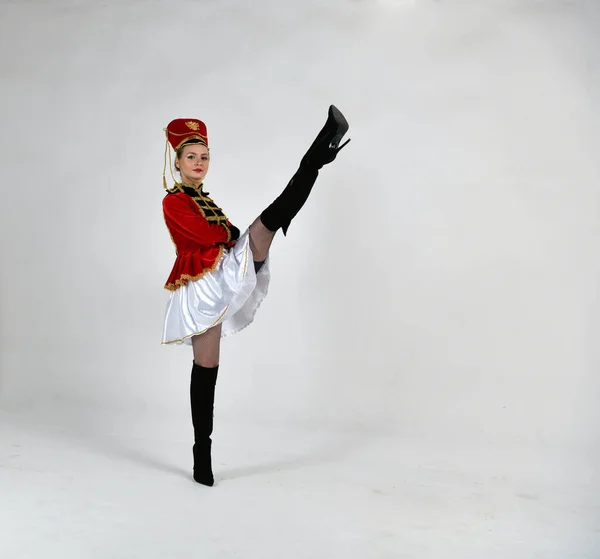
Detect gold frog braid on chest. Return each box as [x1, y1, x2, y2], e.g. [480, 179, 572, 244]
[169, 183, 229, 225]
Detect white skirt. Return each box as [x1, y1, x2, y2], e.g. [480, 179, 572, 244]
[161, 228, 270, 345]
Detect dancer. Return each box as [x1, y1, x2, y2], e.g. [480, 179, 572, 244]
[161, 106, 350, 486]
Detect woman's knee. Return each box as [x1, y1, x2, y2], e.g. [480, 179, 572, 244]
[192, 347, 220, 368]
[249, 218, 275, 261]
[193, 356, 219, 368]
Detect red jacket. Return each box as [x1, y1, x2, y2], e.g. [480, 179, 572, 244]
[163, 191, 236, 291]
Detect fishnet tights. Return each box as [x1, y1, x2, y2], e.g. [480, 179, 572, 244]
[192, 323, 222, 367]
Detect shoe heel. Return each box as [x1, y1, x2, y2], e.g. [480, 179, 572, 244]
[336, 138, 351, 153]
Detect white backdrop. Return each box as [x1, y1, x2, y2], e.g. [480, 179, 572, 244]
[1, 0, 599, 466]
[2, 1, 600, 557]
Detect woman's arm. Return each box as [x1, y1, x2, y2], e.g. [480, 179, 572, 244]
[163, 193, 231, 247]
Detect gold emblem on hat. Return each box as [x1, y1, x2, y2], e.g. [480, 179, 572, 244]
[185, 121, 200, 130]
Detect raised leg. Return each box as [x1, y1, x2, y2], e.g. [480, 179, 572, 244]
[248, 215, 276, 263]
[248, 165, 318, 265]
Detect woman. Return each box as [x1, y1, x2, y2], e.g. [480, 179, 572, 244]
[161, 105, 350, 486]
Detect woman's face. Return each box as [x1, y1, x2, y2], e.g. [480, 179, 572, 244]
[177, 143, 210, 184]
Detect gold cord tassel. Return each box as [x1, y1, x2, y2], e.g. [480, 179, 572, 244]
[168, 141, 178, 186]
[162, 129, 169, 190]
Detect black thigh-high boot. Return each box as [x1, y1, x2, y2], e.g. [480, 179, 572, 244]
[259, 105, 350, 236]
[190, 361, 219, 486]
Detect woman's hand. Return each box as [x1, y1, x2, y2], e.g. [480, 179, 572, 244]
[228, 224, 240, 241]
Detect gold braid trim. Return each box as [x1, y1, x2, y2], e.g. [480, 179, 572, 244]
[161, 305, 229, 344]
[167, 182, 232, 244]
[164, 246, 225, 291]
[167, 183, 228, 221]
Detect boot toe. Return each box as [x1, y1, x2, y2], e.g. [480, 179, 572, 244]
[193, 470, 215, 486]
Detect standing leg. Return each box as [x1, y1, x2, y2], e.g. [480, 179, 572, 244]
[192, 323, 222, 368]
[190, 323, 222, 486]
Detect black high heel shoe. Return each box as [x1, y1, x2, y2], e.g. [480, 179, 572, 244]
[300, 105, 351, 170]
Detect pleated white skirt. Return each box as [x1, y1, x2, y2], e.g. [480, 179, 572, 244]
[161, 228, 270, 345]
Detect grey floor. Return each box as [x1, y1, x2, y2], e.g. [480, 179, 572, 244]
[1, 405, 598, 558]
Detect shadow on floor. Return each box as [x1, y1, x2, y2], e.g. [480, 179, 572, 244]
[2, 406, 372, 485]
